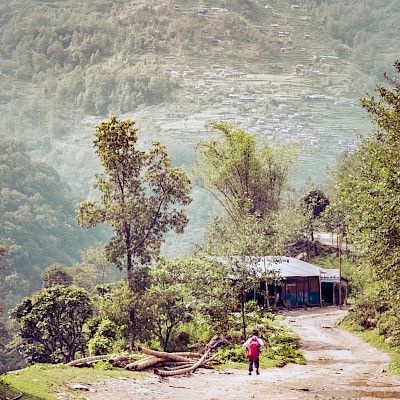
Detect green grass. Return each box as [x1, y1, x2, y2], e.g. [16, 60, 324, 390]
[340, 320, 400, 375]
[0, 364, 143, 400]
[215, 312, 305, 371]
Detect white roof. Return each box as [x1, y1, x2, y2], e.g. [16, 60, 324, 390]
[254, 256, 322, 277]
[210, 256, 343, 279]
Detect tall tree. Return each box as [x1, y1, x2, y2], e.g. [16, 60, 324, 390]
[77, 116, 191, 348]
[196, 122, 298, 335]
[196, 122, 295, 223]
[302, 189, 330, 242]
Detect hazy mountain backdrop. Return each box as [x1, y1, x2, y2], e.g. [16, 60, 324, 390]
[1, 0, 399, 260]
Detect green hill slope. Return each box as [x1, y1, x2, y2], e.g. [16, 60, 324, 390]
[0, 0, 398, 255]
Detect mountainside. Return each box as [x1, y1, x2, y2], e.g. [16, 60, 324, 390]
[0, 0, 399, 255]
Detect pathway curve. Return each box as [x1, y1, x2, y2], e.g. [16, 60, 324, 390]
[87, 308, 400, 399]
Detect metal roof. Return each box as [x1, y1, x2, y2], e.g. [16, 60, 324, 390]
[254, 256, 322, 277]
[210, 256, 345, 280]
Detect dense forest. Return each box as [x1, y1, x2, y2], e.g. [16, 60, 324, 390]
[0, 0, 399, 384]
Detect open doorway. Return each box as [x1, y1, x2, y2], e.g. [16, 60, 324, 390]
[321, 282, 334, 305]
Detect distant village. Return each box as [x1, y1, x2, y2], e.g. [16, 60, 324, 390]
[140, 2, 365, 173]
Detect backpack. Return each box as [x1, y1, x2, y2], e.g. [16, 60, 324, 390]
[247, 336, 260, 361]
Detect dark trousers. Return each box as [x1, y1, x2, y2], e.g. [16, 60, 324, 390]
[248, 359, 259, 372]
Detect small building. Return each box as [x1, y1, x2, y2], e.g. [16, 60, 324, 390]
[253, 257, 347, 308]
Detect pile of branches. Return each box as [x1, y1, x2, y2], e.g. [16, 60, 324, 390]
[66, 336, 224, 377]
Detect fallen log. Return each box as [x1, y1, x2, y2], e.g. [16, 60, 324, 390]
[126, 356, 163, 371]
[112, 356, 140, 368]
[138, 347, 194, 363]
[173, 352, 202, 358]
[163, 363, 193, 371]
[72, 361, 101, 368]
[154, 348, 211, 377]
[66, 355, 112, 367]
[111, 355, 139, 363]
[154, 361, 191, 367]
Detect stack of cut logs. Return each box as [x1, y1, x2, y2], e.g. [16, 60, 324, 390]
[66, 336, 223, 377]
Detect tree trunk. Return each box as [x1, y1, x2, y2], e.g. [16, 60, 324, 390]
[163, 328, 172, 352]
[126, 249, 136, 352]
[129, 307, 135, 352]
[241, 300, 246, 339]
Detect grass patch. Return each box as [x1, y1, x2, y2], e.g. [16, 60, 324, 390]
[340, 319, 400, 375]
[215, 313, 305, 371]
[1, 364, 143, 400]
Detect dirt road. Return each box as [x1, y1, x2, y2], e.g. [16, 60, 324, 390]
[87, 308, 400, 399]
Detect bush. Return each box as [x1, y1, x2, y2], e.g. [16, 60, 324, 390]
[88, 336, 113, 356]
[218, 345, 246, 363]
[88, 319, 119, 355]
[244, 300, 257, 314]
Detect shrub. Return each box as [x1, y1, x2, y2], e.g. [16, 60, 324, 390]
[218, 345, 246, 363]
[88, 319, 119, 355]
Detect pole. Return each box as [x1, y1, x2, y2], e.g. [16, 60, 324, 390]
[338, 233, 342, 309]
[319, 276, 322, 307]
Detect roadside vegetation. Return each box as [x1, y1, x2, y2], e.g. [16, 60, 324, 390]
[320, 60, 400, 371]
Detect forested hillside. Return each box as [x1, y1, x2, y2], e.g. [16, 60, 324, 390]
[0, 139, 105, 309]
[0, 0, 399, 275]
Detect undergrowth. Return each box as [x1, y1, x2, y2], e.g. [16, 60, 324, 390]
[340, 318, 400, 375]
[216, 312, 305, 370]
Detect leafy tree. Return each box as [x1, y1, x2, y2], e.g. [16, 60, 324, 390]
[196, 123, 300, 336]
[12, 285, 93, 363]
[196, 122, 295, 223]
[77, 116, 191, 348]
[147, 260, 192, 351]
[88, 319, 120, 356]
[41, 264, 73, 288]
[160, 258, 235, 334]
[302, 189, 330, 241]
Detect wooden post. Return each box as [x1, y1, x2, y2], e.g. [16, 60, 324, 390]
[284, 281, 287, 308]
[333, 283, 336, 305]
[319, 277, 322, 307]
[338, 234, 342, 309]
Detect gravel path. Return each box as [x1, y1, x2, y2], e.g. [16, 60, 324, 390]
[85, 308, 400, 400]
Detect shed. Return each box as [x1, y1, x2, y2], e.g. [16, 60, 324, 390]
[253, 257, 347, 308]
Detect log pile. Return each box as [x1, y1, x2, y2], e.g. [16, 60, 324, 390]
[66, 336, 224, 377]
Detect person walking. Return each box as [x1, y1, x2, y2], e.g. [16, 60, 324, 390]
[243, 329, 264, 375]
